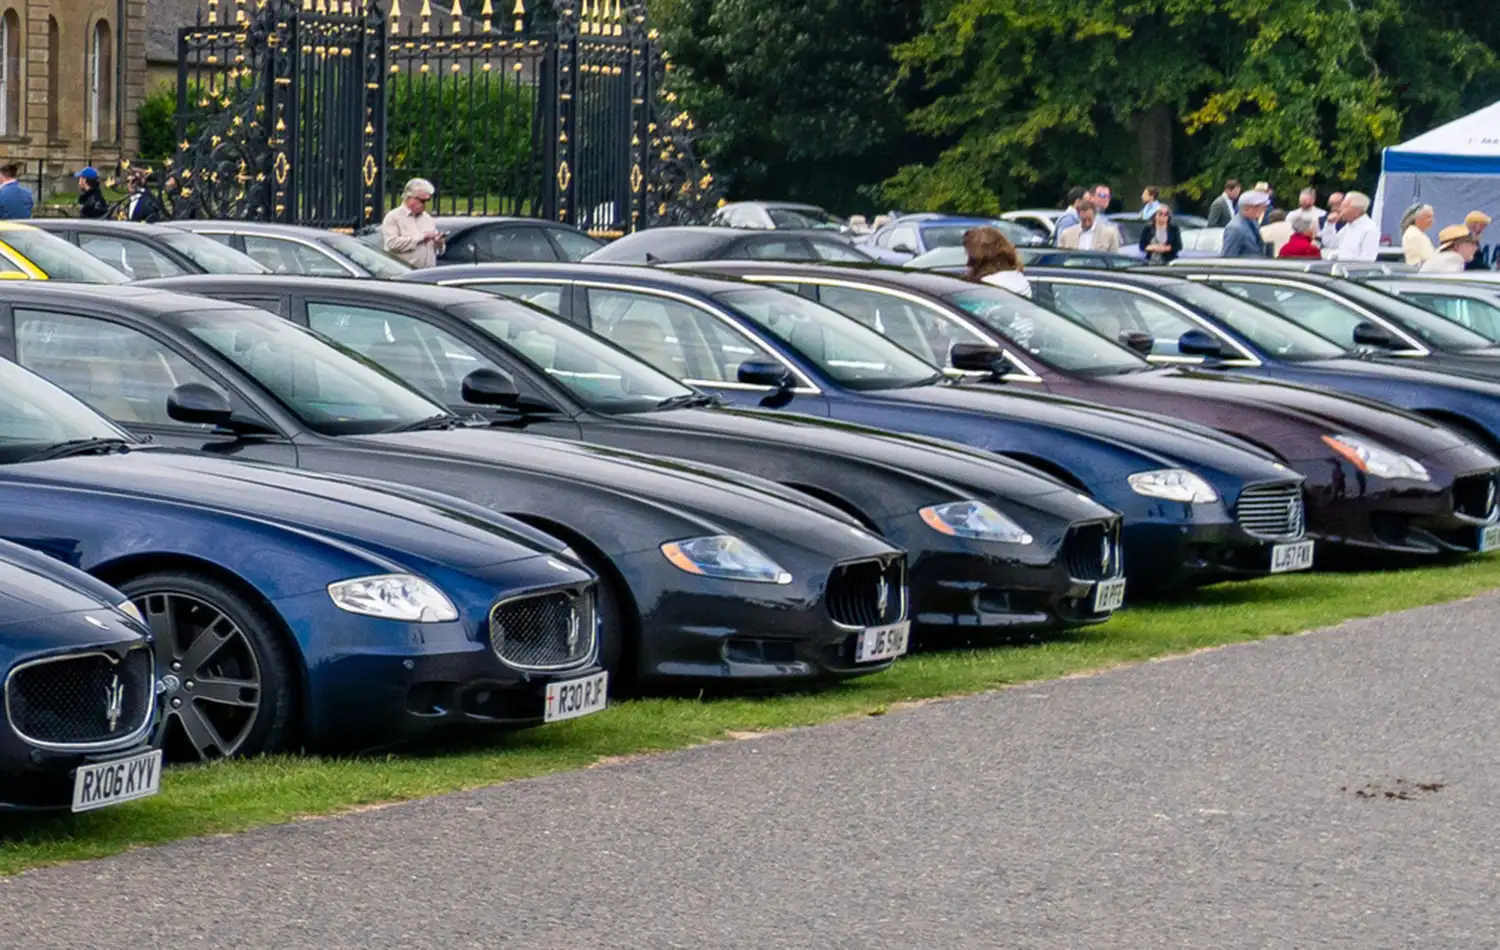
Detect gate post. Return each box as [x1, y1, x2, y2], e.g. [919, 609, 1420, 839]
[549, 0, 579, 225]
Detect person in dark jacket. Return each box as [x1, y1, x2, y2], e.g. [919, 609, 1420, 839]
[1138, 205, 1182, 263]
[1205, 179, 1241, 227]
[123, 170, 164, 223]
[75, 167, 109, 219]
[1220, 188, 1270, 257]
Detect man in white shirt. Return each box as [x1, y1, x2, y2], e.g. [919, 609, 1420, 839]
[1325, 191, 1378, 261]
[381, 177, 446, 268]
[1420, 225, 1481, 273]
[1056, 204, 1121, 252]
[1319, 192, 1344, 245]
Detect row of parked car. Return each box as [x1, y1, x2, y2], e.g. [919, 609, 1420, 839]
[2, 214, 1499, 817]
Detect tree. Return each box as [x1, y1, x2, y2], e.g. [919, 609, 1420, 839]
[652, 0, 930, 213]
[882, 0, 1500, 213]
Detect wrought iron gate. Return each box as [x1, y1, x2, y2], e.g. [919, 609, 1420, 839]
[168, 0, 708, 234]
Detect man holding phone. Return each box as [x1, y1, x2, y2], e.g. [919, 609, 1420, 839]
[381, 177, 447, 268]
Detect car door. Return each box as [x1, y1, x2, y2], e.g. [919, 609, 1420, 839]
[8, 306, 297, 464]
[297, 296, 583, 437]
[579, 285, 830, 415]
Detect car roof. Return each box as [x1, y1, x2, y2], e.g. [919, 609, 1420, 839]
[1149, 265, 1343, 286]
[666, 260, 974, 297]
[0, 221, 38, 233]
[1026, 266, 1191, 288]
[722, 201, 826, 212]
[26, 218, 184, 238]
[430, 216, 580, 230]
[139, 273, 515, 307]
[408, 261, 755, 295]
[166, 220, 344, 239]
[0, 281, 263, 315]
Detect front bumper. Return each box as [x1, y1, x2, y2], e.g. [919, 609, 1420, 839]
[0, 743, 155, 811]
[1118, 491, 1305, 590]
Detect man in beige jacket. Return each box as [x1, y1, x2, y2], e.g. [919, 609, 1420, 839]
[1056, 204, 1122, 253]
[381, 177, 446, 268]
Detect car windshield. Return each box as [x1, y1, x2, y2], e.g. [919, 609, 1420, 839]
[158, 232, 269, 274]
[1336, 282, 1496, 351]
[2, 229, 129, 283]
[321, 233, 414, 278]
[766, 207, 844, 230]
[167, 307, 450, 435]
[457, 299, 694, 412]
[1170, 283, 1347, 360]
[0, 356, 131, 463]
[946, 286, 1149, 374]
[717, 288, 943, 390]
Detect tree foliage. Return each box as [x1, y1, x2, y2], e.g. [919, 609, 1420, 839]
[881, 0, 1500, 212]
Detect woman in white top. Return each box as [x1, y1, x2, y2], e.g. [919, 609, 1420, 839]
[1400, 204, 1436, 265]
[962, 226, 1032, 298]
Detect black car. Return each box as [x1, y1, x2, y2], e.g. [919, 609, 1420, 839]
[1364, 277, 1500, 342]
[358, 216, 604, 266]
[27, 219, 268, 278]
[141, 275, 1129, 637]
[0, 539, 158, 811]
[165, 221, 415, 279]
[6, 283, 913, 691]
[583, 226, 875, 265]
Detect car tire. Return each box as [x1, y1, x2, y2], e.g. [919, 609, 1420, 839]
[118, 571, 296, 762]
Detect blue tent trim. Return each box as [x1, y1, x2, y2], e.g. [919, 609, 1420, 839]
[1383, 150, 1500, 174]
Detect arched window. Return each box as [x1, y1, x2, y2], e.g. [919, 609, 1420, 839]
[46, 17, 59, 139]
[0, 8, 21, 137]
[89, 19, 113, 143]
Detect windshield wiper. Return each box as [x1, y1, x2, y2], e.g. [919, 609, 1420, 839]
[388, 414, 463, 433]
[21, 437, 135, 463]
[654, 392, 718, 411]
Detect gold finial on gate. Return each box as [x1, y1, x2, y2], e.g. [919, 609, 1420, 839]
[206, 0, 219, 25]
[450, 0, 462, 32]
[511, 0, 524, 31]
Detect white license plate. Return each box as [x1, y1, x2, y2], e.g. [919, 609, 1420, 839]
[1480, 524, 1500, 552]
[1093, 577, 1127, 613]
[71, 749, 162, 813]
[856, 621, 911, 663]
[544, 671, 608, 723]
[1270, 540, 1316, 573]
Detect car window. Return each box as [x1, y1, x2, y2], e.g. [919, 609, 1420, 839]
[766, 208, 842, 230]
[243, 236, 350, 277]
[809, 239, 869, 262]
[919, 226, 970, 250]
[1406, 292, 1500, 342]
[586, 288, 773, 382]
[463, 281, 567, 315]
[1046, 284, 1199, 357]
[1212, 282, 1365, 348]
[1336, 282, 1494, 350]
[817, 285, 981, 366]
[1169, 283, 1344, 360]
[548, 228, 603, 261]
[887, 227, 919, 253]
[155, 231, 269, 274]
[0, 230, 130, 283]
[14, 309, 218, 427]
[76, 233, 191, 279]
[946, 286, 1148, 374]
[195, 232, 235, 245]
[734, 237, 815, 261]
[319, 233, 413, 278]
[485, 227, 559, 262]
[307, 301, 505, 407]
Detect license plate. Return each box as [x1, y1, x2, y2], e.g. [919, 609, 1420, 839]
[1093, 577, 1127, 613]
[71, 749, 162, 813]
[856, 621, 911, 663]
[1270, 540, 1316, 573]
[1480, 524, 1500, 552]
[544, 671, 608, 723]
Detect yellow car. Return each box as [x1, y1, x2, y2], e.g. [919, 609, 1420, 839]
[0, 221, 127, 283]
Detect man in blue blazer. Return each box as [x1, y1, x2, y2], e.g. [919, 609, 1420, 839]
[0, 163, 34, 219]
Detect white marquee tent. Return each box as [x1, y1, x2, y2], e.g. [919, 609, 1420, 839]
[1373, 100, 1500, 265]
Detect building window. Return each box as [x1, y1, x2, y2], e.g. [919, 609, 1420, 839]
[0, 8, 20, 137]
[46, 17, 59, 139]
[89, 19, 113, 143]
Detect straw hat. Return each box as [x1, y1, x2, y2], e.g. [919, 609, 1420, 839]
[1438, 224, 1478, 249]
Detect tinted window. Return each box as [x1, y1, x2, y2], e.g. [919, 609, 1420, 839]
[735, 237, 815, 261]
[243, 236, 350, 277]
[1337, 283, 1495, 350]
[76, 233, 191, 279]
[463, 281, 566, 315]
[809, 239, 870, 262]
[1046, 284, 1202, 358]
[2, 229, 129, 283]
[320, 233, 414, 278]
[718, 288, 941, 390]
[887, 227, 918, 253]
[484, 227, 559, 262]
[919, 226, 970, 250]
[946, 286, 1148, 374]
[817, 285, 982, 366]
[587, 288, 775, 382]
[1169, 283, 1345, 360]
[156, 231, 269, 274]
[194, 232, 234, 245]
[548, 227, 603, 261]
[1405, 292, 1500, 342]
[14, 309, 217, 426]
[0, 357, 128, 463]
[765, 207, 843, 230]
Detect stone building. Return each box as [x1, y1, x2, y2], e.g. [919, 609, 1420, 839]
[0, 0, 147, 196]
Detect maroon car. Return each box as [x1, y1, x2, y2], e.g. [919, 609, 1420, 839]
[669, 261, 1500, 560]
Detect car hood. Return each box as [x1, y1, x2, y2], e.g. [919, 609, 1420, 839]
[1297, 357, 1500, 395]
[3, 451, 562, 571]
[0, 557, 131, 628]
[343, 429, 904, 558]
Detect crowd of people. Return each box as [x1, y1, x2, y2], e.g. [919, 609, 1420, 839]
[0, 165, 176, 223]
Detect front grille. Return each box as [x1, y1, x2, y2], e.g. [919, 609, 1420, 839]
[489, 587, 596, 671]
[1235, 483, 1306, 539]
[1064, 521, 1124, 582]
[1453, 472, 1499, 521]
[6, 646, 154, 749]
[826, 557, 907, 628]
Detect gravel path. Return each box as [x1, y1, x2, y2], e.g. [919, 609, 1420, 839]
[4, 595, 1499, 949]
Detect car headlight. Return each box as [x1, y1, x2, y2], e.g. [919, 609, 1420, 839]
[919, 501, 1033, 544]
[1322, 434, 1430, 481]
[116, 600, 145, 625]
[660, 535, 792, 584]
[1128, 469, 1220, 503]
[326, 573, 459, 622]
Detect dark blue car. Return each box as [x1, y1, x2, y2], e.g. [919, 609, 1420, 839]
[1025, 268, 1500, 457]
[0, 356, 605, 762]
[0, 538, 160, 811]
[405, 264, 1315, 591]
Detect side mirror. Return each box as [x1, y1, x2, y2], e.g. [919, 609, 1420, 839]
[1118, 330, 1155, 356]
[738, 360, 794, 390]
[166, 383, 234, 427]
[890, 239, 916, 254]
[461, 368, 521, 407]
[1352, 321, 1398, 349]
[1177, 329, 1224, 358]
[950, 343, 1007, 374]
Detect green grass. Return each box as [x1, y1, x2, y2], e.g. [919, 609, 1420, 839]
[5, 558, 1500, 875]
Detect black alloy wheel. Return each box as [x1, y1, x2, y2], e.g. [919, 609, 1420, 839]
[119, 572, 296, 762]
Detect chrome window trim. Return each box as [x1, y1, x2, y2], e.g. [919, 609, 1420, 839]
[1192, 274, 1430, 356]
[5, 645, 156, 752]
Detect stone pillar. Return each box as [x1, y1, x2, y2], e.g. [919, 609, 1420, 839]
[121, 0, 145, 157]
